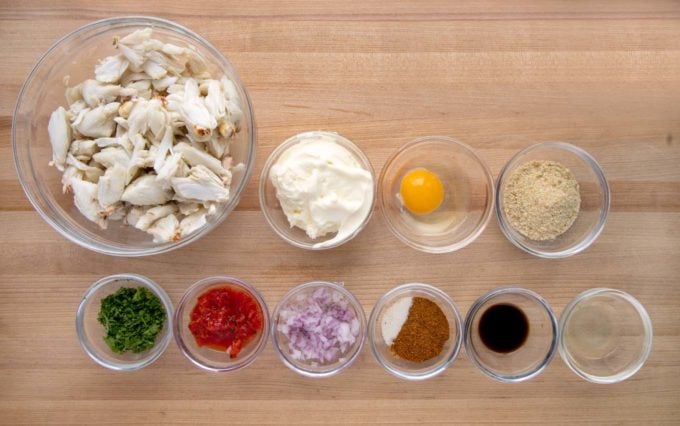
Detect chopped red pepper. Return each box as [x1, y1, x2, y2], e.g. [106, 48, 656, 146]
[188, 286, 263, 358]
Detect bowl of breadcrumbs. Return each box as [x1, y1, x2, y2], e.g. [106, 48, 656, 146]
[496, 142, 610, 258]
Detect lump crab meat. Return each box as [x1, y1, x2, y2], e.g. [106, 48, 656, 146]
[171, 165, 229, 203]
[95, 54, 129, 83]
[121, 174, 173, 206]
[179, 209, 208, 237]
[173, 142, 230, 178]
[133, 204, 178, 231]
[71, 177, 107, 228]
[46, 27, 245, 243]
[81, 79, 135, 107]
[147, 214, 180, 243]
[73, 102, 120, 138]
[97, 163, 127, 208]
[48, 107, 71, 171]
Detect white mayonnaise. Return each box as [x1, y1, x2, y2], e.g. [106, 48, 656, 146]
[269, 134, 374, 249]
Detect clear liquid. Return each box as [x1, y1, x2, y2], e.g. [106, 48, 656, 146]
[564, 304, 619, 360]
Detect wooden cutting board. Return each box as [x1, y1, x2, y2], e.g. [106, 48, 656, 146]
[1, 1, 679, 424]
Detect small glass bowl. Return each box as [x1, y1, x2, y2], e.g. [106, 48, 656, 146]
[271, 281, 366, 378]
[13, 16, 256, 256]
[379, 136, 495, 253]
[496, 142, 610, 258]
[464, 287, 558, 382]
[368, 283, 463, 380]
[259, 131, 376, 250]
[76, 273, 174, 371]
[559, 288, 653, 384]
[174, 276, 270, 372]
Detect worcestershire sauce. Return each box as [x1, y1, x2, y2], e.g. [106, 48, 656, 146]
[479, 304, 529, 353]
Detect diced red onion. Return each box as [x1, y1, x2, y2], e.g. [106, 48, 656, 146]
[277, 287, 359, 364]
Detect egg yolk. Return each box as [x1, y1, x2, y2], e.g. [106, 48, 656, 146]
[399, 168, 445, 215]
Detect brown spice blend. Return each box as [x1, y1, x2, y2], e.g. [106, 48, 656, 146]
[391, 297, 450, 363]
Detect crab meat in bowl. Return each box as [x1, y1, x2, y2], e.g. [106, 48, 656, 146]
[47, 28, 245, 243]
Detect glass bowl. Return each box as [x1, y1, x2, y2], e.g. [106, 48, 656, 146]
[464, 287, 558, 382]
[174, 276, 270, 372]
[559, 288, 653, 384]
[378, 136, 495, 253]
[76, 273, 174, 371]
[259, 131, 376, 250]
[496, 142, 610, 258]
[271, 281, 366, 377]
[368, 283, 463, 380]
[12, 16, 256, 256]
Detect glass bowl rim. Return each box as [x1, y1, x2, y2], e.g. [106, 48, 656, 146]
[368, 282, 463, 381]
[258, 130, 376, 251]
[173, 275, 270, 373]
[12, 15, 257, 257]
[463, 287, 559, 383]
[495, 141, 611, 259]
[271, 280, 367, 378]
[75, 273, 174, 371]
[377, 135, 496, 254]
[558, 287, 653, 384]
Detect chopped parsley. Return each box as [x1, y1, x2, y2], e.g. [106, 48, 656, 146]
[97, 286, 166, 353]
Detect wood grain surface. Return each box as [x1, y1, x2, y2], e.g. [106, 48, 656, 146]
[1, 1, 679, 424]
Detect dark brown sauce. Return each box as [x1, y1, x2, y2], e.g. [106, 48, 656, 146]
[478, 304, 529, 353]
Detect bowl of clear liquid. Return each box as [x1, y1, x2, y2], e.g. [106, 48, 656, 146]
[558, 288, 653, 384]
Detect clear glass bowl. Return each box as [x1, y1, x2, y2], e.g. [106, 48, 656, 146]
[12, 16, 256, 256]
[76, 273, 174, 371]
[464, 287, 558, 382]
[271, 281, 366, 377]
[559, 288, 653, 384]
[496, 142, 610, 258]
[369, 283, 462, 380]
[379, 136, 495, 253]
[259, 131, 376, 250]
[174, 276, 270, 372]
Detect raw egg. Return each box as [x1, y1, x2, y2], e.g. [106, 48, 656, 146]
[399, 168, 445, 215]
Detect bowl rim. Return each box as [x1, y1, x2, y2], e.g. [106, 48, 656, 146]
[75, 273, 174, 371]
[258, 130, 376, 250]
[368, 283, 463, 381]
[495, 141, 611, 259]
[463, 287, 559, 383]
[173, 275, 271, 373]
[558, 287, 653, 384]
[12, 15, 257, 257]
[271, 280, 367, 378]
[378, 135, 496, 254]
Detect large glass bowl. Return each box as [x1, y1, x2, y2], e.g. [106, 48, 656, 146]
[12, 16, 256, 256]
[496, 142, 609, 258]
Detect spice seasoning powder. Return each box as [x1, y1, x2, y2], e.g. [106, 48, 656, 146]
[390, 297, 449, 363]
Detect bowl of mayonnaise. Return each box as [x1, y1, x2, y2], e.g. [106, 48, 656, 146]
[259, 131, 376, 250]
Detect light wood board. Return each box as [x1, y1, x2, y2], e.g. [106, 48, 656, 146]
[1, 1, 679, 424]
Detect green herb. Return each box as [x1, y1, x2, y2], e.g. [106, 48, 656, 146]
[97, 286, 166, 353]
